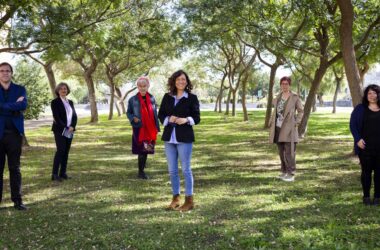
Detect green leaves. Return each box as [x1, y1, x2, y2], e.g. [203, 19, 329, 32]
[13, 59, 50, 120]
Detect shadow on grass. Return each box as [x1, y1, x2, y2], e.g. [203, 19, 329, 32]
[1, 111, 378, 249]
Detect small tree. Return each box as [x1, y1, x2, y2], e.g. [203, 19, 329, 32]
[13, 60, 50, 120]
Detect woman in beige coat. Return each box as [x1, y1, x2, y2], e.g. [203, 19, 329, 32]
[269, 76, 304, 182]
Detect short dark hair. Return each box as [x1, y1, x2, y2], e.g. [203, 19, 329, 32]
[0, 62, 13, 73]
[167, 70, 193, 95]
[280, 76, 291, 85]
[362, 84, 380, 107]
[55, 82, 71, 96]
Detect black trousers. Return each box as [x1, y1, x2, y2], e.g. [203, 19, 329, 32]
[0, 132, 23, 203]
[53, 132, 73, 177]
[359, 149, 380, 198]
[138, 154, 147, 173]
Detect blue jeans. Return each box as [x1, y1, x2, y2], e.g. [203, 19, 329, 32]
[164, 142, 193, 196]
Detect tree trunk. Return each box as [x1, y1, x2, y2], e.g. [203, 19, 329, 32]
[43, 62, 57, 98]
[108, 83, 115, 120]
[115, 87, 125, 116]
[298, 62, 329, 137]
[115, 99, 121, 116]
[231, 90, 236, 117]
[332, 82, 341, 114]
[337, 0, 363, 107]
[215, 75, 226, 112]
[241, 77, 249, 121]
[218, 94, 223, 113]
[214, 94, 220, 112]
[359, 61, 369, 84]
[332, 68, 342, 114]
[317, 94, 324, 107]
[225, 88, 231, 115]
[264, 65, 279, 128]
[312, 96, 317, 112]
[119, 101, 126, 115]
[74, 56, 99, 123]
[84, 72, 98, 123]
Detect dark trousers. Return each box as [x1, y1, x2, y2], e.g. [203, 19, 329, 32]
[53, 132, 72, 177]
[359, 150, 380, 198]
[138, 154, 147, 173]
[0, 132, 23, 203]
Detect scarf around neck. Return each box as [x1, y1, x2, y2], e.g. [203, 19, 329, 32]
[137, 92, 157, 143]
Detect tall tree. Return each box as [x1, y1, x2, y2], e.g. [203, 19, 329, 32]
[102, 2, 175, 119]
[337, 0, 364, 106]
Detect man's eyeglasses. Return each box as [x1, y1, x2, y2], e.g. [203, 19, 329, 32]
[0, 70, 12, 73]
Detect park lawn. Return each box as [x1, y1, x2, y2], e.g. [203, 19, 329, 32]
[0, 110, 379, 249]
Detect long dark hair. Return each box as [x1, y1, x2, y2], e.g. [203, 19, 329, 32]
[362, 84, 380, 107]
[167, 70, 193, 95]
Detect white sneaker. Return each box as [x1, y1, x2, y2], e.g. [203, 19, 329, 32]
[278, 173, 287, 179]
[282, 174, 295, 182]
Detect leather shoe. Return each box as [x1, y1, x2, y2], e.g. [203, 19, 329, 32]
[59, 174, 71, 180]
[373, 198, 380, 206]
[14, 201, 28, 211]
[363, 197, 371, 205]
[138, 172, 149, 180]
[51, 175, 62, 181]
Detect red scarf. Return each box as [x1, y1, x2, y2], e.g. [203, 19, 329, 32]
[137, 92, 158, 143]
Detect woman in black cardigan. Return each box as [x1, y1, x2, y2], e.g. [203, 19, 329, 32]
[350, 84, 380, 205]
[51, 82, 77, 181]
[158, 70, 200, 211]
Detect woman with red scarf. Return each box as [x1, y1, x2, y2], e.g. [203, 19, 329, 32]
[127, 76, 160, 179]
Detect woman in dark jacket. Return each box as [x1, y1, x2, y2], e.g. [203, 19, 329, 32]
[350, 84, 380, 206]
[127, 76, 160, 179]
[158, 70, 200, 211]
[51, 82, 77, 181]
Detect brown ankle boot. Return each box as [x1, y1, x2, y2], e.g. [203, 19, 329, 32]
[178, 196, 194, 212]
[166, 194, 180, 210]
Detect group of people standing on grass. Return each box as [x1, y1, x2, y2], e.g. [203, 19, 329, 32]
[0, 59, 379, 211]
[0, 64, 201, 212]
[128, 73, 302, 211]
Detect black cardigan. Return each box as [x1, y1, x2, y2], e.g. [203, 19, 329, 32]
[51, 97, 77, 134]
[158, 93, 200, 142]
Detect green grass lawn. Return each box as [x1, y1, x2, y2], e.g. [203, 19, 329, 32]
[1, 111, 378, 249]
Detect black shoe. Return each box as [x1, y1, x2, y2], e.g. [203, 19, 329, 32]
[373, 198, 380, 206]
[59, 174, 71, 180]
[51, 175, 62, 182]
[138, 172, 149, 180]
[14, 201, 28, 211]
[363, 197, 371, 205]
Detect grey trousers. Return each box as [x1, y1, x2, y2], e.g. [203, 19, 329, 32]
[274, 126, 296, 175]
[276, 142, 296, 175]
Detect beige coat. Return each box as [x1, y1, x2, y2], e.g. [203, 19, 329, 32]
[269, 91, 304, 144]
